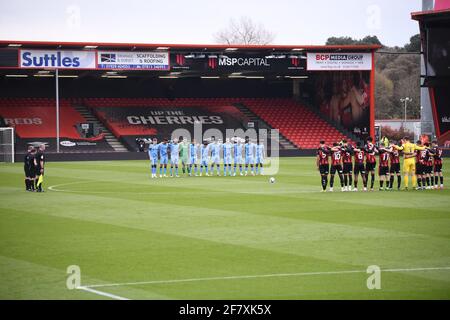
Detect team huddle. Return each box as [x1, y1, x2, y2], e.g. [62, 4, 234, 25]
[147, 137, 265, 178]
[23, 144, 46, 192]
[316, 137, 444, 192]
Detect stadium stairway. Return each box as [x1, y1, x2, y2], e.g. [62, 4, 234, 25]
[72, 103, 128, 152]
[233, 102, 298, 150]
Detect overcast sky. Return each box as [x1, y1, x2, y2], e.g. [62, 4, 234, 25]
[0, 0, 421, 47]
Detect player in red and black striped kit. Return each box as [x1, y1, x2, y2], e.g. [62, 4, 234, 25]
[316, 140, 330, 192]
[415, 140, 424, 190]
[388, 142, 401, 190]
[353, 142, 367, 191]
[418, 142, 434, 189]
[341, 140, 354, 192]
[365, 137, 377, 191]
[329, 142, 345, 192]
[425, 142, 435, 189]
[378, 147, 390, 191]
[431, 140, 444, 189]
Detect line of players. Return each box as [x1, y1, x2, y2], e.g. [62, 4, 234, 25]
[317, 137, 444, 192]
[147, 137, 266, 178]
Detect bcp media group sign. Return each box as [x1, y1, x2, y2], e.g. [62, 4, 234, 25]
[306, 52, 372, 71]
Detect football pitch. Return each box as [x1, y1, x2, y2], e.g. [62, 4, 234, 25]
[0, 157, 449, 300]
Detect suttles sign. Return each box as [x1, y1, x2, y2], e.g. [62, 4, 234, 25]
[19, 50, 96, 69]
[307, 52, 372, 70]
[97, 51, 170, 70]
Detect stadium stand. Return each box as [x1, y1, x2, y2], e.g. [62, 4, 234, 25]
[241, 98, 353, 149]
[0, 98, 84, 139]
[83, 97, 353, 149]
[1, 97, 354, 152]
[83, 98, 250, 150]
[0, 98, 114, 152]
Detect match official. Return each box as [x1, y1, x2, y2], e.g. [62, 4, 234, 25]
[35, 144, 46, 192]
[24, 146, 36, 191]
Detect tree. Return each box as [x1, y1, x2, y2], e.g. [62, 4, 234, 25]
[325, 36, 357, 45]
[325, 34, 421, 120]
[214, 17, 275, 45]
[325, 35, 382, 46]
[375, 72, 394, 119]
[360, 35, 382, 45]
[404, 34, 421, 52]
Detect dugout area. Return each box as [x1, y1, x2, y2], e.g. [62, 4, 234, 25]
[0, 41, 379, 160]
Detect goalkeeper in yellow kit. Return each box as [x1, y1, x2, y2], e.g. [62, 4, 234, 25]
[392, 136, 427, 190]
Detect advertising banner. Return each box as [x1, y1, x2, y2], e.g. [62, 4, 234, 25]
[0, 49, 19, 68]
[307, 52, 372, 71]
[171, 53, 306, 72]
[434, 87, 450, 136]
[94, 105, 246, 138]
[314, 71, 371, 140]
[97, 51, 170, 70]
[19, 49, 96, 69]
[93, 105, 247, 150]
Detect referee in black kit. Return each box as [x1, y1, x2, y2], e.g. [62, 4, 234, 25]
[34, 144, 46, 192]
[24, 146, 36, 191]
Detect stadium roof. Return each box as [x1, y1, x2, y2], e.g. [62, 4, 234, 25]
[411, 8, 450, 20]
[0, 40, 381, 52]
[0, 40, 379, 79]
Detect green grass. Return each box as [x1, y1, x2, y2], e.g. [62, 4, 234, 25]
[0, 157, 449, 300]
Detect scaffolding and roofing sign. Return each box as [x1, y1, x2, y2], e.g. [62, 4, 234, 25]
[97, 51, 170, 70]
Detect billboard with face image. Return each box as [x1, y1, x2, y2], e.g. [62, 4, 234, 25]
[314, 71, 371, 140]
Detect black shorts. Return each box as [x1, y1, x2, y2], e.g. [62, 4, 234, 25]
[343, 163, 353, 174]
[330, 164, 343, 175]
[425, 165, 433, 175]
[434, 164, 442, 173]
[354, 163, 366, 175]
[365, 162, 376, 172]
[379, 166, 389, 176]
[415, 163, 423, 175]
[319, 164, 329, 175]
[24, 166, 35, 178]
[389, 163, 400, 174]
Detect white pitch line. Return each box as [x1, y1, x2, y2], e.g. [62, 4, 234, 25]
[47, 181, 317, 195]
[83, 266, 450, 289]
[77, 286, 130, 300]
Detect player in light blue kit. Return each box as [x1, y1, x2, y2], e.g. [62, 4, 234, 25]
[209, 139, 221, 176]
[244, 137, 256, 176]
[255, 140, 265, 175]
[148, 138, 159, 178]
[223, 138, 233, 176]
[200, 141, 210, 176]
[158, 138, 169, 177]
[188, 139, 198, 177]
[233, 137, 243, 176]
[169, 138, 180, 177]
